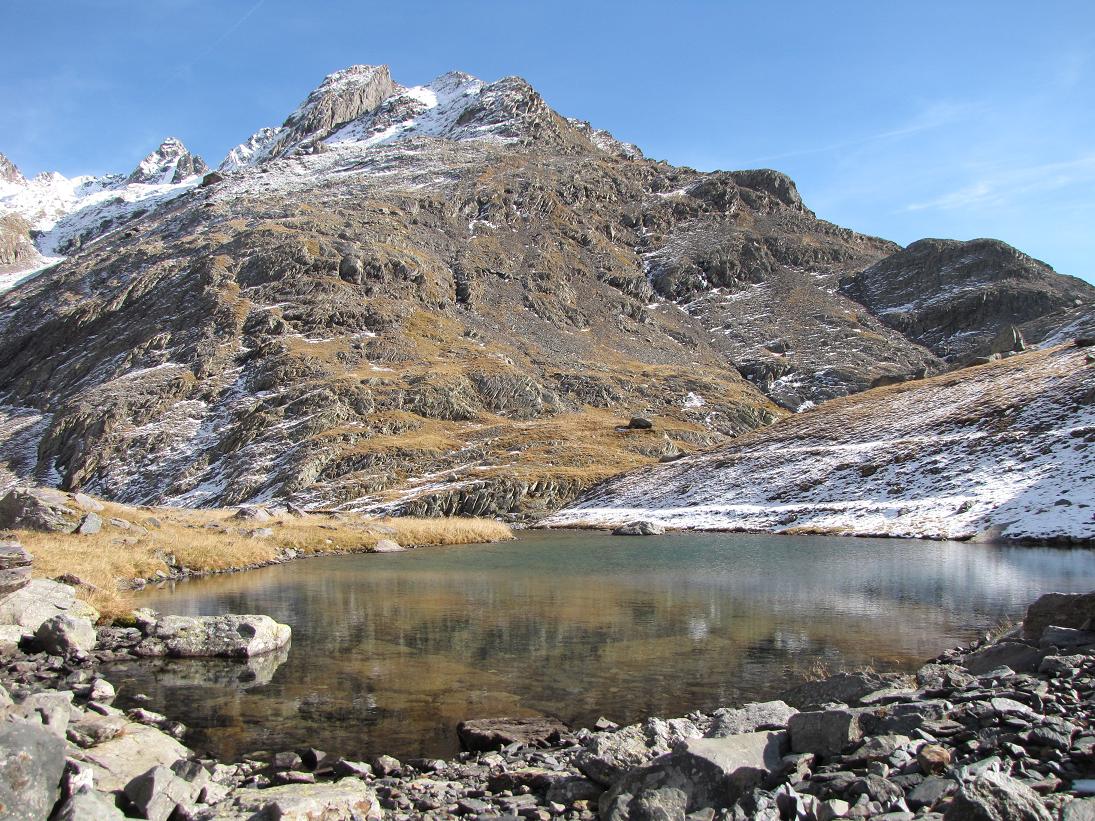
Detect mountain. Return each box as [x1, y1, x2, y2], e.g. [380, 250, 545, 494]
[0, 138, 207, 283]
[0, 63, 1091, 519]
[842, 237, 1095, 361]
[543, 342, 1095, 543]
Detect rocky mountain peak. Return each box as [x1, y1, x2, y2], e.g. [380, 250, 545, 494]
[127, 137, 208, 185]
[0, 152, 24, 185]
[278, 64, 397, 150]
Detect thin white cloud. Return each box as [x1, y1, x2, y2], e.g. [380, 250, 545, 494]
[905, 154, 1095, 211]
[741, 100, 978, 166]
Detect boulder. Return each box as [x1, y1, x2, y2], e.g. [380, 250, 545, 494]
[945, 770, 1052, 820]
[72, 492, 105, 512]
[627, 417, 654, 429]
[0, 719, 67, 820]
[1064, 799, 1095, 821]
[788, 708, 866, 757]
[0, 540, 31, 599]
[961, 640, 1043, 674]
[0, 625, 21, 654]
[456, 716, 570, 752]
[644, 717, 702, 750]
[9, 690, 76, 738]
[780, 671, 910, 710]
[1039, 625, 1095, 652]
[600, 732, 788, 820]
[707, 701, 798, 737]
[844, 734, 911, 765]
[576, 724, 655, 786]
[371, 539, 404, 553]
[230, 506, 271, 522]
[35, 613, 97, 656]
[1024, 591, 1095, 640]
[124, 765, 199, 821]
[76, 512, 103, 535]
[612, 520, 665, 536]
[0, 487, 82, 532]
[210, 778, 381, 820]
[74, 722, 190, 792]
[0, 579, 96, 632]
[51, 788, 126, 820]
[136, 613, 291, 658]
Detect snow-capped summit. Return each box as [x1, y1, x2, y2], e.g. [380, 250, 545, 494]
[220, 64, 593, 172]
[220, 64, 397, 171]
[127, 137, 208, 185]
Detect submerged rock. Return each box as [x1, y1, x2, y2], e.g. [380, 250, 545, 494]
[457, 716, 571, 752]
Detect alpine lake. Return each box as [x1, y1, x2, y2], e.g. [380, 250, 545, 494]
[106, 529, 1095, 763]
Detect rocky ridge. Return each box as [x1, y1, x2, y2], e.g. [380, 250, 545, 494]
[843, 239, 1094, 362]
[2, 550, 1094, 820]
[0, 63, 1091, 519]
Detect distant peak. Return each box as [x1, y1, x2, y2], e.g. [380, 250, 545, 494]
[128, 137, 208, 185]
[0, 152, 25, 185]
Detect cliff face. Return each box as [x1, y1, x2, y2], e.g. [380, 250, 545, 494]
[0, 64, 1089, 518]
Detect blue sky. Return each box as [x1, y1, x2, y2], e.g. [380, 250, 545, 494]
[3, 1, 1093, 281]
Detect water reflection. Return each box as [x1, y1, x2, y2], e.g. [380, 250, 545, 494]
[107, 530, 1095, 761]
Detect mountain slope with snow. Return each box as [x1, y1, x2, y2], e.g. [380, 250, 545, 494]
[0, 62, 1092, 519]
[544, 343, 1095, 542]
[0, 139, 206, 290]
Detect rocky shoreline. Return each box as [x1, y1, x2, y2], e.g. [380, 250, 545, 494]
[3, 566, 1095, 820]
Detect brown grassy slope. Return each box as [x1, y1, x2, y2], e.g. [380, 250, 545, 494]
[15, 499, 512, 620]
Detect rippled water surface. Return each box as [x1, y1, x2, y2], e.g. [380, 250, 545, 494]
[108, 530, 1095, 761]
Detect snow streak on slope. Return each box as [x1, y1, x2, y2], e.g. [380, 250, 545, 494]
[544, 344, 1095, 542]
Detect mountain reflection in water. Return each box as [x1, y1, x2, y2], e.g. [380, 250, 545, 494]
[106, 530, 1095, 761]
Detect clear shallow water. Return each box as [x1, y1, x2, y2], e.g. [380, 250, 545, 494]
[108, 530, 1095, 762]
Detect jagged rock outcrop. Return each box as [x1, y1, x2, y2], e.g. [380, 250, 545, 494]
[0, 211, 40, 268]
[0, 152, 24, 185]
[842, 238, 1095, 362]
[127, 137, 208, 185]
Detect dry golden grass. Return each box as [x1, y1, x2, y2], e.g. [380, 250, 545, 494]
[16, 501, 513, 622]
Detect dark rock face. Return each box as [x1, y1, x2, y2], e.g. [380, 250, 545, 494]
[842, 238, 1095, 362]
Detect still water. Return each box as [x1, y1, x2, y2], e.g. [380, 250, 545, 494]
[108, 530, 1095, 762]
